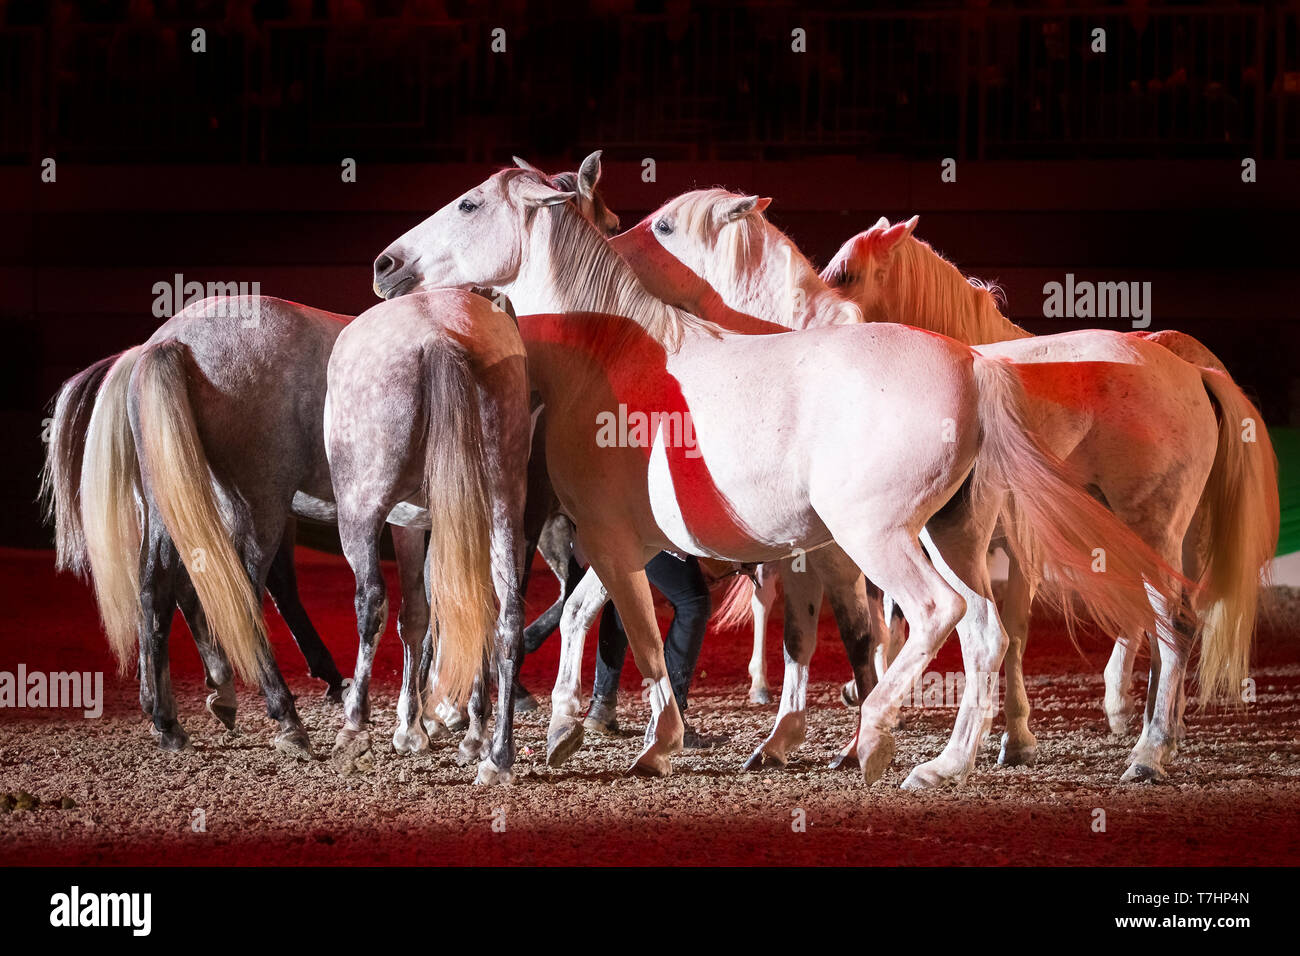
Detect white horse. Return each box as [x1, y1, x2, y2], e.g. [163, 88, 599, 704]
[823, 217, 1279, 781]
[372, 166, 1175, 783]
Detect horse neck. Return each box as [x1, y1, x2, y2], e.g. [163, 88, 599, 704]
[889, 241, 1032, 345]
[710, 230, 850, 330]
[509, 205, 694, 346]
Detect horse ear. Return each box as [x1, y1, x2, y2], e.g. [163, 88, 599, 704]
[869, 216, 890, 233]
[516, 179, 576, 208]
[719, 195, 770, 223]
[577, 150, 603, 198]
[512, 155, 542, 173]
[877, 215, 919, 257]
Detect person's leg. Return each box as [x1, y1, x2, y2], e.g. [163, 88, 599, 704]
[586, 599, 626, 734]
[647, 554, 710, 715]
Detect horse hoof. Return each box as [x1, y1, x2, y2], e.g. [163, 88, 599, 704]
[840, 680, 860, 709]
[857, 729, 896, 785]
[443, 712, 469, 734]
[422, 717, 451, 741]
[513, 688, 540, 714]
[274, 728, 313, 761]
[1106, 713, 1134, 737]
[392, 725, 429, 755]
[628, 750, 672, 778]
[155, 726, 192, 752]
[998, 733, 1039, 767]
[901, 760, 962, 791]
[475, 759, 515, 786]
[332, 727, 370, 757]
[748, 686, 772, 705]
[457, 736, 488, 767]
[1120, 762, 1167, 784]
[828, 749, 859, 771]
[742, 747, 786, 772]
[324, 680, 347, 705]
[205, 693, 237, 731]
[546, 723, 585, 767]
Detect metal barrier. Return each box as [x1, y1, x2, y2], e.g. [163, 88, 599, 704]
[2, 7, 1292, 164]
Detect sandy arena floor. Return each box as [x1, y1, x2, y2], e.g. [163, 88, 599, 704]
[1, 547, 1297, 866]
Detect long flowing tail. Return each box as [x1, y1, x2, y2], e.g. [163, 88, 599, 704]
[132, 340, 265, 682]
[971, 355, 1184, 642]
[1191, 368, 1279, 705]
[711, 572, 757, 630]
[79, 347, 145, 670]
[423, 338, 497, 709]
[40, 354, 119, 577]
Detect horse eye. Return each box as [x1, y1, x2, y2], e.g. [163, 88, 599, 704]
[458, 199, 478, 213]
[654, 218, 673, 236]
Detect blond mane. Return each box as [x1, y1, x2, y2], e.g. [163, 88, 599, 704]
[888, 235, 1031, 345]
[666, 189, 861, 329]
[522, 172, 725, 353]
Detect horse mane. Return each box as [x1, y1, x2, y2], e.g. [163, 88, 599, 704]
[668, 189, 861, 329]
[888, 235, 1032, 345]
[525, 173, 725, 353]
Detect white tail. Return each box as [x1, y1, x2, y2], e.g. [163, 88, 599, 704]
[79, 347, 145, 671]
[41, 354, 119, 577]
[971, 355, 1183, 642]
[132, 341, 266, 682]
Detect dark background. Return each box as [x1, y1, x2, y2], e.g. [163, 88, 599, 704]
[3, 0, 1298, 548]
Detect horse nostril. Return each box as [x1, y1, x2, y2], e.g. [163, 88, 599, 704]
[374, 253, 398, 277]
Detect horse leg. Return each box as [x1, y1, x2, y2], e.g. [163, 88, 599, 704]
[743, 561, 821, 770]
[1122, 591, 1192, 784]
[523, 515, 582, 654]
[746, 563, 779, 704]
[390, 525, 431, 755]
[587, 545, 683, 777]
[335, 511, 388, 756]
[266, 517, 346, 703]
[139, 523, 188, 751]
[998, 551, 1040, 765]
[1103, 634, 1140, 735]
[901, 517, 1008, 790]
[176, 575, 237, 731]
[824, 525, 969, 786]
[545, 566, 608, 766]
[478, 506, 527, 786]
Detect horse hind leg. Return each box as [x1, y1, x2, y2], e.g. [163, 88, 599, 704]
[139, 525, 189, 751]
[335, 510, 388, 759]
[1121, 590, 1193, 784]
[1103, 634, 1140, 736]
[177, 575, 237, 731]
[998, 551, 1040, 765]
[266, 519, 346, 703]
[747, 563, 779, 705]
[744, 564, 821, 771]
[545, 566, 608, 767]
[901, 522, 1008, 791]
[391, 525, 432, 755]
[826, 526, 968, 786]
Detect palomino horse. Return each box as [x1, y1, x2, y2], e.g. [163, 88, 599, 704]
[823, 217, 1278, 781]
[44, 158, 613, 762]
[568, 187, 1276, 785]
[373, 166, 1176, 782]
[325, 290, 531, 784]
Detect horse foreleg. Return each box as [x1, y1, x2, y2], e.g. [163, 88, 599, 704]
[1103, 634, 1140, 736]
[588, 549, 682, 778]
[746, 564, 779, 704]
[545, 566, 607, 766]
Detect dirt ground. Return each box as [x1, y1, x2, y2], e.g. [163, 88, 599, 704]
[1, 546, 1298, 866]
